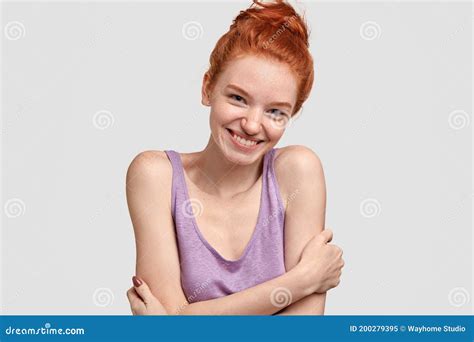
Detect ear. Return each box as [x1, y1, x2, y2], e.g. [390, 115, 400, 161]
[201, 72, 211, 107]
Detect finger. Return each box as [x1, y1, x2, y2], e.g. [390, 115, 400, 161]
[127, 287, 145, 307]
[318, 228, 333, 243]
[127, 287, 146, 313]
[126, 287, 135, 303]
[132, 276, 153, 305]
[127, 287, 142, 306]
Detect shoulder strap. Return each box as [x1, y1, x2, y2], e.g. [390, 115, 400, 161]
[164, 150, 181, 219]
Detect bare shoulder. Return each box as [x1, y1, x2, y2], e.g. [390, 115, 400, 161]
[127, 150, 171, 175]
[274, 145, 325, 204]
[126, 150, 173, 204]
[275, 145, 323, 170]
[274, 144, 324, 179]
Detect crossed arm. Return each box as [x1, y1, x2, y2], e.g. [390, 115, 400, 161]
[126, 146, 327, 315]
[273, 145, 327, 315]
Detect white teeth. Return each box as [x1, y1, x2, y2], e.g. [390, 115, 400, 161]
[232, 133, 257, 146]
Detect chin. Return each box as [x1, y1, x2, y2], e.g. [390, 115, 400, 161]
[221, 143, 268, 166]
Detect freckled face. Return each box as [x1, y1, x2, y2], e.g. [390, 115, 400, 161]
[203, 54, 299, 165]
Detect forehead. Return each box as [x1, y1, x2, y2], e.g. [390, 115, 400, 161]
[217, 55, 298, 104]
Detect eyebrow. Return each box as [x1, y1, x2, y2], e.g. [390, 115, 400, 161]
[225, 84, 293, 111]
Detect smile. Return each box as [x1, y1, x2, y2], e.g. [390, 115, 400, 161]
[226, 128, 264, 151]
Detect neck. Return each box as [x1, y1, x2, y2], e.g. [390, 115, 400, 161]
[190, 136, 265, 199]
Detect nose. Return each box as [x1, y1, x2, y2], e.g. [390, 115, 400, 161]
[240, 109, 263, 136]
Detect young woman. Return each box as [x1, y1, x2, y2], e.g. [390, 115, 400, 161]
[126, 0, 344, 315]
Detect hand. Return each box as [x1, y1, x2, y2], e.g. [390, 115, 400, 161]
[297, 229, 344, 293]
[126, 276, 168, 315]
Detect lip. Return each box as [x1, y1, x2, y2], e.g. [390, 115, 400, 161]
[226, 128, 263, 143]
[226, 128, 264, 152]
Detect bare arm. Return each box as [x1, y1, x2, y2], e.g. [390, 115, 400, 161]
[273, 145, 327, 315]
[178, 265, 311, 315]
[126, 151, 189, 313]
[127, 151, 316, 316]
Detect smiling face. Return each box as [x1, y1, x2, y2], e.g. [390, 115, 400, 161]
[202, 54, 299, 165]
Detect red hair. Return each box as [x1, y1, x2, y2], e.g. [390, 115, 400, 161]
[205, 0, 314, 115]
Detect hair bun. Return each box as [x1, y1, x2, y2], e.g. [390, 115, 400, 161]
[233, 0, 310, 47]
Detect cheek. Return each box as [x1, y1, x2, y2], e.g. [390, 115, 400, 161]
[265, 126, 285, 142]
[210, 101, 246, 123]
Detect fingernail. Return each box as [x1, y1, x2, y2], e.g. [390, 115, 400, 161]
[132, 276, 143, 287]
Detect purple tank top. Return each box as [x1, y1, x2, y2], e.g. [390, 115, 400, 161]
[164, 148, 287, 303]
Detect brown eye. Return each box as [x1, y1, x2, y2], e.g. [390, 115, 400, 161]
[230, 94, 245, 102]
[268, 109, 288, 117]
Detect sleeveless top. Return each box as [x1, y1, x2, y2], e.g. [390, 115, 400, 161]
[164, 148, 286, 303]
